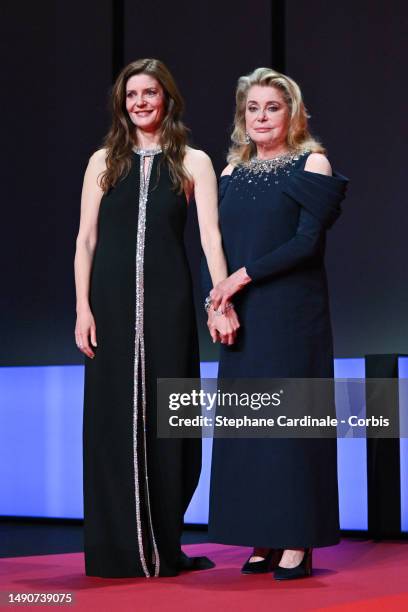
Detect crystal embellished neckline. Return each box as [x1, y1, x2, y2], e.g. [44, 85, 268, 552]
[132, 145, 162, 156]
[241, 150, 308, 175]
[250, 150, 299, 165]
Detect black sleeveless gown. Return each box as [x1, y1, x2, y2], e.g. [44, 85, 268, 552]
[83, 149, 201, 577]
[206, 150, 349, 548]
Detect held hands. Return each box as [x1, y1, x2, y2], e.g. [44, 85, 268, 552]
[207, 304, 240, 345]
[75, 306, 97, 359]
[210, 267, 252, 313]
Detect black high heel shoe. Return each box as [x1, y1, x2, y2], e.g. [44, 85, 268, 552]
[178, 551, 215, 571]
[241, 548, 283, 574]
[273, 548, 312, 580]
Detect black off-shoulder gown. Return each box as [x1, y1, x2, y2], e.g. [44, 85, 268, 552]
[207, 150, 349, 548]
[83, 150, 201, 577]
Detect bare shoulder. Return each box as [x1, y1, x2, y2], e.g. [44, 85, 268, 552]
[221, 164, 235, 177]
[304, 152, 332, 176]
[88, 148, 107, 171]
[184, 147, 215, 183]
[185, 146, 212, 168]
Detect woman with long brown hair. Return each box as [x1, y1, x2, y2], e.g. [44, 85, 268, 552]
[74, 58, 239, 578]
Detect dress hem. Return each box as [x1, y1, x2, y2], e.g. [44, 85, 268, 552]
[207, 534, 341, 549]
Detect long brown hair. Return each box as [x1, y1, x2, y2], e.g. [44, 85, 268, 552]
[99, 59, 191, 193]
[228, 67, 325, 166]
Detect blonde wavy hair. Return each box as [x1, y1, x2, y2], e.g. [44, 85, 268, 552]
[227, 67, 325, 166]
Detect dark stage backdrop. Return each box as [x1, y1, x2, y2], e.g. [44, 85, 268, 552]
[285, 0, 408, 357]
[1, 0, 407, 365]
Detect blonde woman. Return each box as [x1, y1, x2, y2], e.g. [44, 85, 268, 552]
[74, 59, 238, 578]
[206, 68, 348, 579]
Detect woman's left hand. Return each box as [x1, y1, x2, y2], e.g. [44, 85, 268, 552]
[207, 306, 240, 345]
[210, 267, 252, 312]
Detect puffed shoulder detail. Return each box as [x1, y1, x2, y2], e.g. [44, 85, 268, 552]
[282, 169, 349, 229]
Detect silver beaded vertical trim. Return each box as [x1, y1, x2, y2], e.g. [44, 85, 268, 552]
[133, 149, 161, 578]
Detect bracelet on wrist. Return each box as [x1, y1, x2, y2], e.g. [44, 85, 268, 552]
[204, 295, 212, 313]
[205, 299, 234, 316]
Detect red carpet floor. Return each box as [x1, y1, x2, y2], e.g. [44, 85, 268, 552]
[1, 540, 408, 611]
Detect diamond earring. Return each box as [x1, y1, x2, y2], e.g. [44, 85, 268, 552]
[244, 131, 251, 144]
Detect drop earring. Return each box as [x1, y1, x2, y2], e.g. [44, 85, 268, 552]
[244, 131, 251, 144]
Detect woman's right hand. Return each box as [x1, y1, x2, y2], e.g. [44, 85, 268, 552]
[75, 307, 97, 359]
[207, 306, 240, 345]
